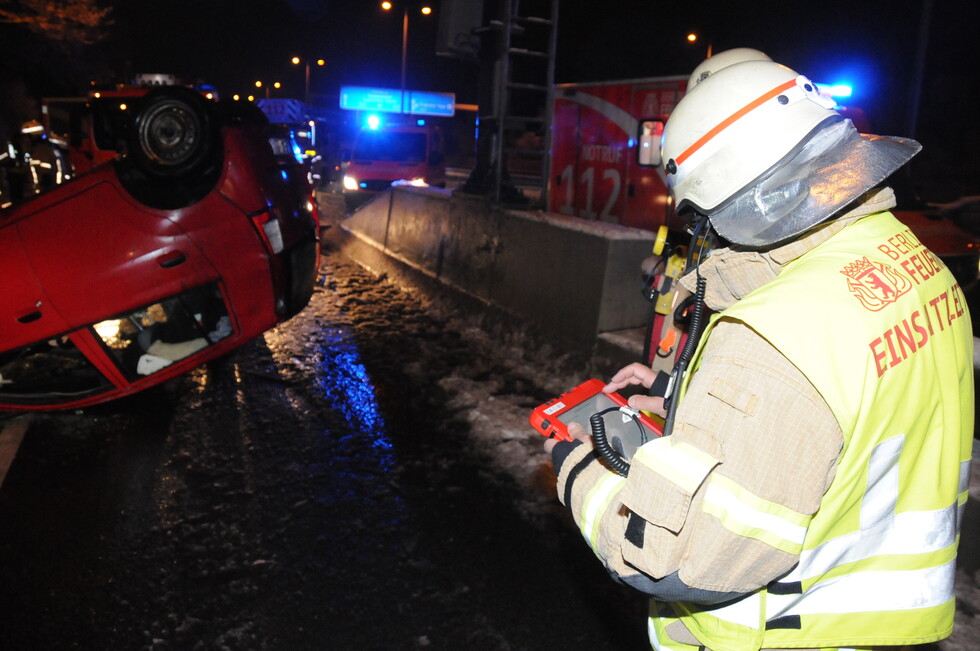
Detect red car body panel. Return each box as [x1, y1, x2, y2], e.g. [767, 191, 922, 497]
[0, 97, 320, 411]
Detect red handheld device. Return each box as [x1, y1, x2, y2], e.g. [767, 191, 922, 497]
[530, 378, 662, 458]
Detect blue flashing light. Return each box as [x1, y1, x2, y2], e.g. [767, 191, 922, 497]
[627, 138, 636, 148]
[366, 114, 381, 130]
[416, 118, 426, 126]
[816, 82, 853, 99]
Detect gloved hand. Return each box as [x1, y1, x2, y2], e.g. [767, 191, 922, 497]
[543, 420, 592, 454]
[603, 362, 668, 417]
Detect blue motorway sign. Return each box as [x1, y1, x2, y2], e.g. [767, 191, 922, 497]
[339, 86, 455, 117]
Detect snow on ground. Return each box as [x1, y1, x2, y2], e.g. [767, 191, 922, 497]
[374, 259, 980, 649]
[376, 264, 980, 651]
[320, 189, 980, 647]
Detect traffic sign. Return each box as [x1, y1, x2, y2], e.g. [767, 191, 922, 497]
[340, 86, 455, 117]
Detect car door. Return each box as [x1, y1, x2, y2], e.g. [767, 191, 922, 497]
[0, 223, 70, 350]
[15, 177, 220, 332]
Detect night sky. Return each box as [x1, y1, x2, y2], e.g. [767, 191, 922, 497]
[93, 0, 975, 135]
[2, 0, 978, 198]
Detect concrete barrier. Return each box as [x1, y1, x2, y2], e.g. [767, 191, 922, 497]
[338, 186, 657, 346]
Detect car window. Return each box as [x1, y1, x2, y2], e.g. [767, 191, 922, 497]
[91, 283, 232, 380]
[91, 97, 135, 151]
[0, 336, 110, 402]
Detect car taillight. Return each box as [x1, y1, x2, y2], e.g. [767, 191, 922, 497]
[305, 193, 320, 229]
[250, 206, 285, 254]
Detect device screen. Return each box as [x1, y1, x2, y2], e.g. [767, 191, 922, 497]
[553, 393, 657, 460]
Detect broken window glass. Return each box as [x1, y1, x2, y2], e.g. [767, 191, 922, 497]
[91, 282, 233, 380]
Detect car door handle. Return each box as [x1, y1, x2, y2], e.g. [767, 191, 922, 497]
[17, 309, 42, 324]
[158, 251, 186, 268]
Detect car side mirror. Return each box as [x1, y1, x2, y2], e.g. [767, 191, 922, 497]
[637, 120, 663, 167]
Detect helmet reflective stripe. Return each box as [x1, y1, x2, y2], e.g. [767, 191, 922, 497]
[673, 78, 797, 175]
[578, 473, 625, 551]
[663, 59, 841, 216]
[670, 75, 829, 194]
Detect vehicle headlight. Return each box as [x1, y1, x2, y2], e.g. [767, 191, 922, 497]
[342, 174, 359, 191]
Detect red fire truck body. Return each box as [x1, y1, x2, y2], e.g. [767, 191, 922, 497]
[548, 76, 688, 232]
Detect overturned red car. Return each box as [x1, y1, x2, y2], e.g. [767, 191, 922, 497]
[0, 87, 320, 411]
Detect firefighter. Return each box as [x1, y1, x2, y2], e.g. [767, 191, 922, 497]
[545, 50, 974, 650]
[0, 139, 20, 207]
[20, 119, 70, 195]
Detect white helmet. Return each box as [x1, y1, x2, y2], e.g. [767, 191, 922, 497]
[687, 47, 771, 88]
[662, 54, 921, 247]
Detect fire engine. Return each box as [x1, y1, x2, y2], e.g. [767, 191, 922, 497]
[547, 74, 979, 366]
[549, 76, 687, 233]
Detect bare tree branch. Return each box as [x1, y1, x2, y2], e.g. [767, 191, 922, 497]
[0, 0, 113, 48]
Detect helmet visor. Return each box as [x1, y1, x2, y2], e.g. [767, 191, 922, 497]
[707, 118, 921, 247]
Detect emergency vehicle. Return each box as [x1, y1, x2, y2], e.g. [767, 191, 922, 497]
[341, 119, 446, 194]
[549, 76, 689, 231]
[548, 75, 980, 365]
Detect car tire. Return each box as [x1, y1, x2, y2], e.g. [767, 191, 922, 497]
[131, 87, 220, 178]
[116, 87, 223, 210]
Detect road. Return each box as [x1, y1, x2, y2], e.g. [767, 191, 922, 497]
[0, 220, 648, 651]
[1, 200, 978, 650]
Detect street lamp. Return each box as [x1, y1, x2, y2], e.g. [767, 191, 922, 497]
[292, 56, 325, 106]
[255, 80, 282, 99]
[686, 33, 712, 58]
[381, 1, 433, 114]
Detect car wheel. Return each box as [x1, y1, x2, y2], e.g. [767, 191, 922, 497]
[116, 87, 223, 209]
[131, 87, 220, 178]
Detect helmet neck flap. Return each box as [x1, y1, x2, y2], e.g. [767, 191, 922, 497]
[707, 117, 921, 247]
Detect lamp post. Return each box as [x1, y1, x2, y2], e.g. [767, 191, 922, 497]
[686, 32, 712, 58]
[381, 1, 432, 114]
[292, 56, 325, 106]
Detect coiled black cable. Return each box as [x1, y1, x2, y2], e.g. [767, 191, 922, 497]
[661, 218, 712, 438]
[590, 407, 639, 477]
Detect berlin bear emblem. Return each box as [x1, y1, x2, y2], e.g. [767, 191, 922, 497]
[840, 256, 913, 311]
